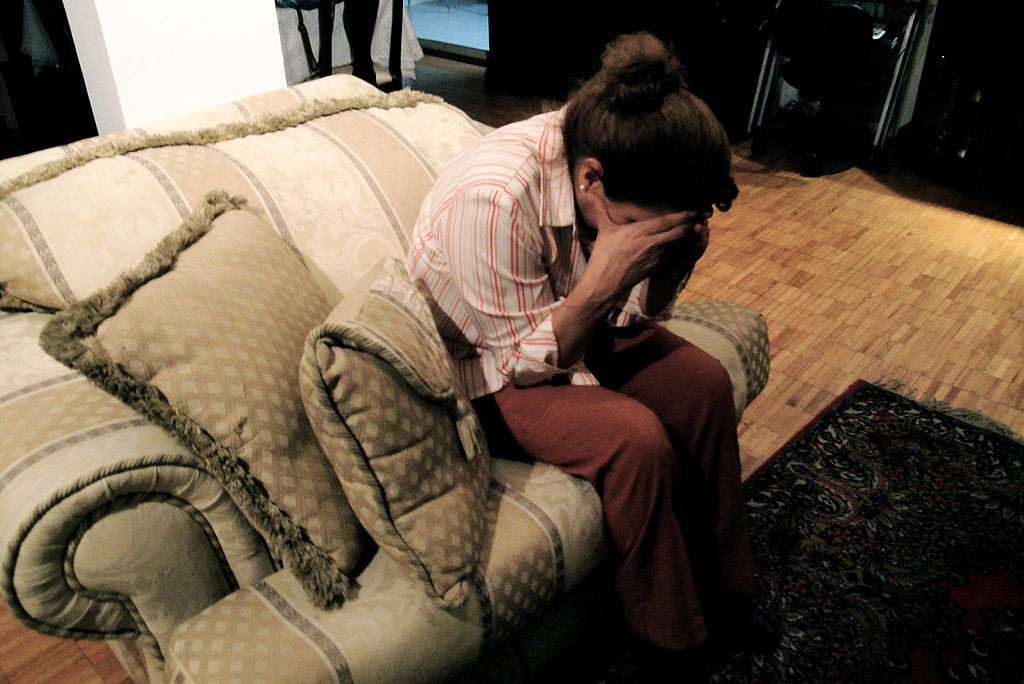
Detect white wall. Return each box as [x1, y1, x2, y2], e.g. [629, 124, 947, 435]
[64, 0, 287, 134]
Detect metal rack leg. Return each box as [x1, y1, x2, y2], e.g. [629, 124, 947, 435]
[747, 36, 779, 138]
[873, 7, 919, 149]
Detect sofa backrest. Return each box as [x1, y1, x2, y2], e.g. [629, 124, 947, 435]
[0, 75, 486, 311]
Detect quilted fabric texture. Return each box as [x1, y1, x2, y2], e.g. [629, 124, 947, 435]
[300, 257, 490, 609]
[38, 191, 364, 610]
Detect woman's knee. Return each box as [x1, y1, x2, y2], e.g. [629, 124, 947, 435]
[604, 404, 678, 479]
[691, 352, 734, 408]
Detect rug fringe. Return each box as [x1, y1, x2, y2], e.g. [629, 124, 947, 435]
[872, 379, 1023, 445]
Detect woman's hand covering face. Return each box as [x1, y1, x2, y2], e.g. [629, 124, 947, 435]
[579, 188, 709, 300]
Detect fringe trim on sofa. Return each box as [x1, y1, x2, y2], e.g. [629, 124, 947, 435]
[0, 89, 443, 201]
[38, 190, 353, 610]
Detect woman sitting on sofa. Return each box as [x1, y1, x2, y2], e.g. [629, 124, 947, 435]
[407, 32, 775, 673]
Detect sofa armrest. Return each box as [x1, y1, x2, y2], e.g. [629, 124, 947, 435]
[663, 301, 771, 418]
[0, 313, 274, 678]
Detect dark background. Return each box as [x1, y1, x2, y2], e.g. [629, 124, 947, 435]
[894, 0, 1024, 201]
[0, 0, 96, 160]
[486, 0, 776, 141]
[2, 0, 1021, 202]
[486, 0, 1024, 201]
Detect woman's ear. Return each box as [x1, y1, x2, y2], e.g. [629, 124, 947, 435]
[574, 157, 605, 197]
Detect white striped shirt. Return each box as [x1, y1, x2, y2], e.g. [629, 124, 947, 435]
[408, 108, 673, 399]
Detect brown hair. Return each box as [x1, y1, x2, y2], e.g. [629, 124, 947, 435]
[562, 33, 738, 211]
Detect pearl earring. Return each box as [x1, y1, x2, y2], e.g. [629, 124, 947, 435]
[579, 184, 585, 191]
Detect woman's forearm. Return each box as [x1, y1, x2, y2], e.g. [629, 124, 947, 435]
[551, 268, 619, 369]
[643, 221, 707, 315]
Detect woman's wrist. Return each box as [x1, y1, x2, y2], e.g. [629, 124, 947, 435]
[644, 264, 692, 315]
[552, 276, 620, 368]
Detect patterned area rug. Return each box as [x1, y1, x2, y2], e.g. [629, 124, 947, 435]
[552, 381, 1024, 683]
[714, 381, 1023, 682]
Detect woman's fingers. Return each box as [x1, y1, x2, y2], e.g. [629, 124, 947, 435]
[635, 210, 701, 235]
[649, 222, 690, 246]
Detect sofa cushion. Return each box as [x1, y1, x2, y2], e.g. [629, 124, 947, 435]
[300, 257, 490, 609]
[0, 77, 483, 312]
[38, 191, 364, 609]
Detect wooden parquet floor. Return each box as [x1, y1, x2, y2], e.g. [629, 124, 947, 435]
[2, 55, 1021, 682]
[687, 144, 1023, 478]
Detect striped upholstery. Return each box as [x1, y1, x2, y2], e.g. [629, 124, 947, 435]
[164, 458, 608, 684]
[0, 74, 485, 679]
[0, 76, 483, 311]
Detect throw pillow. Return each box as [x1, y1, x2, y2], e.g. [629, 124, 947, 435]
[39, 190, 364, 609]
[300, 257, 490, 609]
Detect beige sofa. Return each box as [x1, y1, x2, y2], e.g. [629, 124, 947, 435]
[0, 75, 770, 683]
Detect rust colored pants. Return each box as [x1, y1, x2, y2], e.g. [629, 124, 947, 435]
[471, 322, 756, 650]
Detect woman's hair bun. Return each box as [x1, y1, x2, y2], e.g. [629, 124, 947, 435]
[599, 33, 688, 113]
[563, 32, 734, 212]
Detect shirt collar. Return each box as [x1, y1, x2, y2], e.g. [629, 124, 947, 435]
[537, 107, 576, 229]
